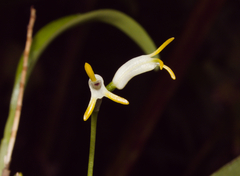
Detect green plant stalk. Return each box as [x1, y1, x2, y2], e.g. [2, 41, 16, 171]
[106, 82, 116, 92]
[87, 111, 98, 176]
[86, 81, 115, 176]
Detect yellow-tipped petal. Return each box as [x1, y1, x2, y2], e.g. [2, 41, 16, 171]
[149, 37, 175, 57]
[105, 91, 129, 105]
[85, 63, 97, 82]
[163, 65, 176, 80]
[152, 58, 164, 70]
[83, 98, 97, 121]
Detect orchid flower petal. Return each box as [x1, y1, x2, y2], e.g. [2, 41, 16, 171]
[163, 65, 176, 80]
[84, 97, 97, 121]
[85, 63, 97, 82]
[105, 91, 129, 105]
[152, 58, 164, 70]
[148, 37, 174, 57]
[112, 56, 159, 89]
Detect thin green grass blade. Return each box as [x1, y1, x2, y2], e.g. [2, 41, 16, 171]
[211, 156, 240, 176]
[0, 9, 157, 172]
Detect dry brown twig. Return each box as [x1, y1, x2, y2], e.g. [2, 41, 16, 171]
[2, 7, 36, 176]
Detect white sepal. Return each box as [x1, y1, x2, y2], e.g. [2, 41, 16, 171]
[112, 55, 159, 90]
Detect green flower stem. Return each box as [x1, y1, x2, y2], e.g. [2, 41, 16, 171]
[106, 82, 116, 92]
[86, 84, 113, 176]
[87, 110, 98, 176]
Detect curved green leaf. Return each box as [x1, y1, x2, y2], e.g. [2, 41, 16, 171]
[211, 156, 240, 176]
[0, 9, 157, 172]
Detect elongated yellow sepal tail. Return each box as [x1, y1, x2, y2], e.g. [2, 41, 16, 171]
[163, 65, 176, 80]
[149, 37, 175, 57]
[105, 92, 129, 105]
[84, 98, 97, 121]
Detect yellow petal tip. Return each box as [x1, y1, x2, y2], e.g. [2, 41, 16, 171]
[122, 99, 129, 105]
[83, 98, 97, 121]
[83, 110, 92, 121]
[85, 63, 97, 82]
[163, 65, 176, 80]
[105, 92, 129, 105]
[154, 59, 164, 70]
[149, 37, 175, 57]
[115, 97, 129, 105]
[83, 115, 89, 121]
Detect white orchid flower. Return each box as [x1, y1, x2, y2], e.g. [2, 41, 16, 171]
[84, 63, 129, 121]
[112, 37, 176, 90]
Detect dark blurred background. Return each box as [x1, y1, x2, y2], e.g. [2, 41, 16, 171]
[0, 0, 240, 175]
